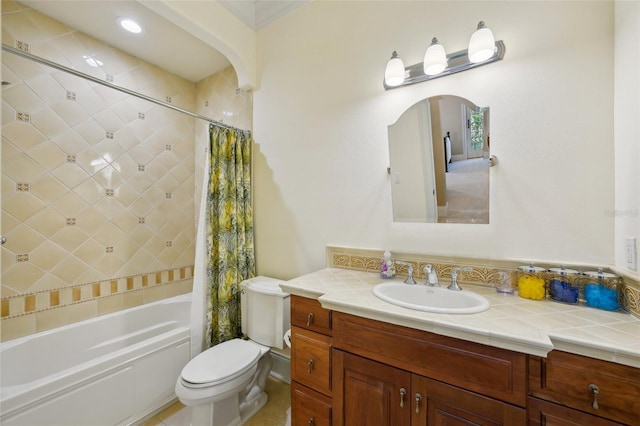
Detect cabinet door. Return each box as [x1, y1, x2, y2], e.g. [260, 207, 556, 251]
[412, 375, 526, 426]
[333, 349, 411, 426]
[528, 397, 624, 426]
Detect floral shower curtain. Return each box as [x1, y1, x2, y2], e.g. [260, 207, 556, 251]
[204, 124, 255, 348]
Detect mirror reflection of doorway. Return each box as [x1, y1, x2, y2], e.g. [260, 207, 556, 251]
[441, 157, 489, 223]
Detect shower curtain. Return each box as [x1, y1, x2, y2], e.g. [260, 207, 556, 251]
[190, 124, 255, 356]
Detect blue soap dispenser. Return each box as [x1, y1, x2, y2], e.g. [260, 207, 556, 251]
[380, 250, 396, 279]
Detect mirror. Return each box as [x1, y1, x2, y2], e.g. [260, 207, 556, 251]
[388, 95, 490, 224]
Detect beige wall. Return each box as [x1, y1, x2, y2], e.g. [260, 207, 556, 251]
[253, 1, 619, 279]
[0, 1, 251, 340]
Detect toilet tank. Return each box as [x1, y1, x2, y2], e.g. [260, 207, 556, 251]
[240, 277, 290, 350]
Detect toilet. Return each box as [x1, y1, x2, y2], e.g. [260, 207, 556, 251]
[176, 277, 290, 426]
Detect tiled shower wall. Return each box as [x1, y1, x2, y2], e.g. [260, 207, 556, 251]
[1, 0, 252, 341]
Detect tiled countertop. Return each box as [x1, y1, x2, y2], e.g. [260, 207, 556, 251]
[280, 268, 640, 368]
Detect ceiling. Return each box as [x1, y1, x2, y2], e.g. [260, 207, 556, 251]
[21, 0, 306, 83]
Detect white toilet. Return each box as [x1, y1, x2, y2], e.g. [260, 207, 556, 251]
[176, 277, 290, 426]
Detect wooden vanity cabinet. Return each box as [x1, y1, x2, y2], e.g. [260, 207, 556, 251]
[290, 295, 639, 426]
[290, 296, 333, 425]
[331, 312, 527, 425]
[333, 349, 526, 426]
[332, 312, 528, 407]
[529, 351, 640, 425]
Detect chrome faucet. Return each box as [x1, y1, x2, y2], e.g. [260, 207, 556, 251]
[396, 261, 417, 284]
[423, 264, 440, 287]
[448, 267, 472, 291]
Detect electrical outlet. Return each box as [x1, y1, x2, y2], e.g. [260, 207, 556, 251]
[625, 237, 638, 271]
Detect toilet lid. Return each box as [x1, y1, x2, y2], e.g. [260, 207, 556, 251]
[181, 339, 262, 385]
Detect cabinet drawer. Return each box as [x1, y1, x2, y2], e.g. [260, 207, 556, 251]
[291, 326, 332, 396]
[291, 295, 332, 335]
[529, 352, 640, 425]
[528, 397, 624, 426]
[292, 382, 332, 426]
[333, 312, 527, 407]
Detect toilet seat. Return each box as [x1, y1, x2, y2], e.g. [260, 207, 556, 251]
[180, 339, 262, 389]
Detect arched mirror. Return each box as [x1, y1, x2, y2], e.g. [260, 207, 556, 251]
[388, 95, 490, 224]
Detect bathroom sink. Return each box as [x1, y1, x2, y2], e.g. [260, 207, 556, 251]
[372, 282, 490, 314]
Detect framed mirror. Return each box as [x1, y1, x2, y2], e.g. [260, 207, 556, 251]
[388, 95, 490, 224]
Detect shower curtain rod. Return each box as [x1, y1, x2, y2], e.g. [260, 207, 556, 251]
[2, 44, 248, 134]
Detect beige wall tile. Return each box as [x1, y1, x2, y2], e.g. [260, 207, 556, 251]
[66, 300, 97, 324]
[35, 306, 68, 332]
[97, 294, 123, 316]
[1, 313, 36, 342]
[122, 290, 143, 309]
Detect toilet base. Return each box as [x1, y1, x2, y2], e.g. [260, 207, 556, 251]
[239, 389, 268, 424]
[188, 389, 268, 426]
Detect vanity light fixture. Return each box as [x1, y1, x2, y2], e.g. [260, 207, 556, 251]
[118, 17, 143, 34]
[384, 51, 406, 87]
[423, 38, 447, 76]
[383, 21, 505, 90]
[468, 21, 496, 63]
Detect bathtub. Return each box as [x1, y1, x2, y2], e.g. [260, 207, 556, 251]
[0, 294, 191, 426]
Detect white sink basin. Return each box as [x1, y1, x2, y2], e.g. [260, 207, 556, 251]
[373, 282, 490, 314]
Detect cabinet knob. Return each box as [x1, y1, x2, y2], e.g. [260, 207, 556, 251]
[588, 384, 600, 410]
[415, 393, 423, 414]
[308, 417, 314, 425]
[400, 387, 407, 408]
[307, 359, 314, 374]
[306, 312, 314, 326]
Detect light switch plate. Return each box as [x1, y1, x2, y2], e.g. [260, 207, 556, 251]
[625, 237, 638, 271]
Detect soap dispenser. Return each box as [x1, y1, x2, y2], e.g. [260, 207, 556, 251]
[380, 250, 396, 279]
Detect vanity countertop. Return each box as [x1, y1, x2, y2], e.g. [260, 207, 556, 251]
[280, 268, 640, 368]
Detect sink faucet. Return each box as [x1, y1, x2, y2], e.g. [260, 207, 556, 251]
[448, 267, 472, 291]
[423, 264, 440, 287]
[396, 261, 417, 284]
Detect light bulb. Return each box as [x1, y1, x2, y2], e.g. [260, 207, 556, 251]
[385, 51, 406, 87]
[468, 21, 496, 63]
[423, 38, 447, 76]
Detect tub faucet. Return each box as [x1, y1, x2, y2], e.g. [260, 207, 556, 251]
[448, 267, 472, 291]
[396, 261, 417, 284]
[423, 264, 440, 287]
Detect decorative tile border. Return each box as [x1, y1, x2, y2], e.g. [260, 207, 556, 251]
[0, 265, 194, 319]
[326, 246, 640, 318]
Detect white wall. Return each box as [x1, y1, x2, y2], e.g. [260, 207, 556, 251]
[614, 1, 640, 272]
[253, 1, 616, 279]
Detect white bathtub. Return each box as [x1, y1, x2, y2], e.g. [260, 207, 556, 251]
[0, 294, 191, 426]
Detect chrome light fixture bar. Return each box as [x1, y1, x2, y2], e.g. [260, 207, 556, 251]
[383, 40, 505, 90]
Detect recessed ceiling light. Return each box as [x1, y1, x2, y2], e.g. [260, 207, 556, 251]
[118, 17, 143, 34]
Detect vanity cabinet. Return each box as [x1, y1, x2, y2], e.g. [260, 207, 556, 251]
[331, 312, 527, 425]
[289, 295, 639, 426]
[290, 296, 333, 425]
[333, 349, 526, 426]
[528, 351, 640, 425]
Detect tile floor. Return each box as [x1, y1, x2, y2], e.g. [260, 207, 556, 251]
[140, 376, 291, 426]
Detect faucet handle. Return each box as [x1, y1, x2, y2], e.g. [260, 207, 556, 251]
[448, 267, 472, 291]
[396, 261, 417, 284]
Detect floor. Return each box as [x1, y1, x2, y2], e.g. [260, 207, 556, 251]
[140, 376, 291, 426]
[439, 157, 490, 224]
